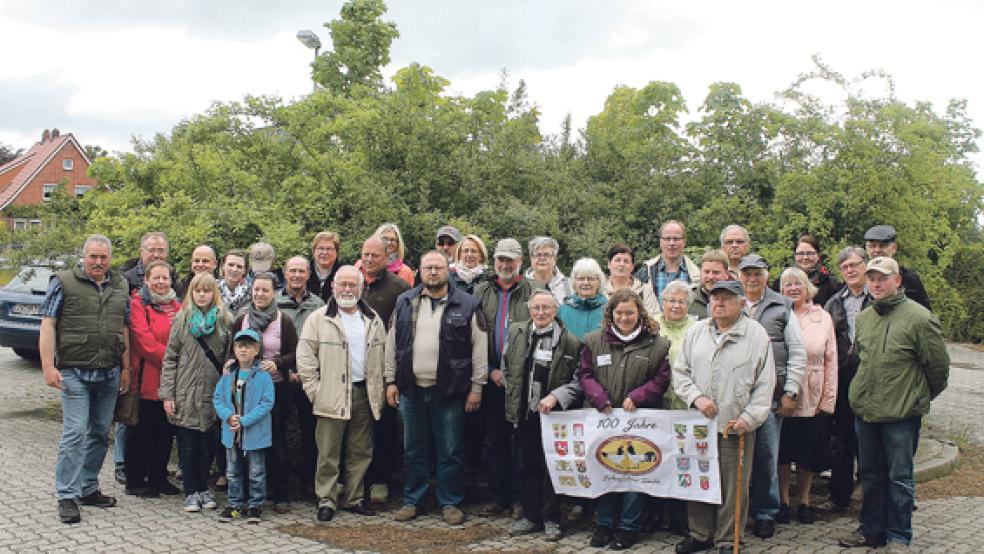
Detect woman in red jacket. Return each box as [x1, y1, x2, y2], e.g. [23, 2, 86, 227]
[125, 260, 182, 497]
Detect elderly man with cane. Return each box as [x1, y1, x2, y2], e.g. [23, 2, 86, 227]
[672, 280, 776, 554]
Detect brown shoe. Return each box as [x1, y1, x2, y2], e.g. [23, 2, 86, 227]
[393, 505, 418, 522]
[443, 505, 465, 525]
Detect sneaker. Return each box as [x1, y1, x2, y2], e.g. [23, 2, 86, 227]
[246, 506, 262, 524]
[317, 505, 335, 522]
[675, 535, 714, 553]
[590, 526, 614, 548]
[184, 493, 202, 513]
[884, 542, 910, 552]
[114, 468, 127, 485]
[218, 506, 241, 522]
[776, 503, 791, 524]
[369, 483, 389, 504]
[544, 521, 562, 542]
[567, 503, 585, 522]
[78, 490, 117, 508]
[58, 499, 81, 524]
[509, 518, 544, 536]
[752, 518, 775, 539]
[393, 504, 418, 522]
[200, 491, 217, 510]
[443, 505, 465, 525]
[797, 504, 815, 524]
[837, 530, 885, 548]
[272, 502, 291, 514]
[612, 529, 639, 550]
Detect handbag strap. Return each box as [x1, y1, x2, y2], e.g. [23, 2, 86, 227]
[195, 334, 224, 374]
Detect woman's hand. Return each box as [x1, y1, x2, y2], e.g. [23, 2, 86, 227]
[163, 400, 176, 417]
[622, 397, 636, 412]
[261, 360, 277, 374]
[538, 395, 559, 414]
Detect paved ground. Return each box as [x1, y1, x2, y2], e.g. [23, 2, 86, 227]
[0, 344, 980, 553]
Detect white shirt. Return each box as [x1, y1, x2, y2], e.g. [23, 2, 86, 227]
[339, 309, 367, 383]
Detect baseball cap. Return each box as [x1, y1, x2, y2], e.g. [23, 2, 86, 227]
[864, 225, 897, 243]
[494, 238, 523, 260]
[234, 329, 262, 343]
[865, 256, 899, 276]
[249, 242, 274, 273]
[709, 280, 745, 296]
[738, 254, 770, 271]
[436, 225, 462, 243]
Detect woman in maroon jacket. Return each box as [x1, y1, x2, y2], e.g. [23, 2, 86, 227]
[125, 260, 182, 497]
[229, 272, 298, 512]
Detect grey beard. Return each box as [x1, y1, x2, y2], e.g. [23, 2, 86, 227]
[335, 295, 358, 309]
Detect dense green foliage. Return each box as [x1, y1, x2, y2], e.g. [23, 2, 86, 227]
[2, 1, 982, 339]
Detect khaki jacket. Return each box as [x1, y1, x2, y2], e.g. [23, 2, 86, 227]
[296, 299, 386, 421]
[159, 315, 229, 431]
[672, 315, 776, 431]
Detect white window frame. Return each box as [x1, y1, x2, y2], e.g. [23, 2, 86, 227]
[63, 159, 74, 171]
[30, 220, 42, 228]
[12, 219, 27, 230]
[75, 185, 92, 197]
[42, 183, 58, 201]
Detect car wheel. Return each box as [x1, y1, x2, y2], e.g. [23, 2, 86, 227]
[12, 348, 39, 360]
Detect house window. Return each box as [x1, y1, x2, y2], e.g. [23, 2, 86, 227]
[12, 219, 26, 230]
[63, 159, 74, 171]
[75, 185, 92, 197]
[30, 220, 42, 228]
[42, 183, 58, 201]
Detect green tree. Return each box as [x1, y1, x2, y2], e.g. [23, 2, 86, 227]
[311, 0, 399, 96]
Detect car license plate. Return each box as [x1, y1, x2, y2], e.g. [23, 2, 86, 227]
[10, 304, 40, 316]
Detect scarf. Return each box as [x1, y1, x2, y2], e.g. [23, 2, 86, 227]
[147, 286, 177, 305]
[247, 301, 279, 333]
[189, 306, 218, 337]
[387, 257, 405, 273]
[219, 279, 249, 308]
[452, 262, 487, 284]
[611, 324, 642, 343]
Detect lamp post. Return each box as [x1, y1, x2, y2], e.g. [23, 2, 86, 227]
[296, 30, 322, 92]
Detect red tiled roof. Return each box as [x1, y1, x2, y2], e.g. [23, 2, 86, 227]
[0, 133, 89, 209]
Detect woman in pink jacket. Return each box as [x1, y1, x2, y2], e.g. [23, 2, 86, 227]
[777, 267, 838, 524]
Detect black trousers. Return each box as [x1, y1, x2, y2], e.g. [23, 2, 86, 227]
[266, 380, 291, 502]
[175, 426, 215, 495]
[124, 399, 174, 489]
[517, 414, 559, 524]
[483, 382, 514, 508]
[367, 404, 399, 488]
[290, 381, 318, 487]
[829, 379, 858, 507]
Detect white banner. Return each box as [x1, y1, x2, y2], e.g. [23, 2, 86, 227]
[541, 409, 721, 504]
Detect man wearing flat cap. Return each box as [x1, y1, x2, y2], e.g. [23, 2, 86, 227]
[837, 257, 948, 551]
[673, 280, 775, 554]
[435, 226, 462, 264]
[863, 225, 931, 311]
[737, 254, 806, 539]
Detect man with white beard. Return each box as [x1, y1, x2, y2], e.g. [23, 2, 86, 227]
[296, 266, 387, 522]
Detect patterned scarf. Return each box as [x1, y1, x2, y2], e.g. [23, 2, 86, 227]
[189, 306, 218, 337]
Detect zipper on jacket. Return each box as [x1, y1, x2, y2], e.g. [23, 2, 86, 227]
[882, 322, 891, 354]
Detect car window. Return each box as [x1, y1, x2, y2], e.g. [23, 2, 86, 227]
[4, 266, 53, 294]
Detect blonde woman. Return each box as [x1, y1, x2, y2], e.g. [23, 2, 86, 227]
[159, 273, 233, 513]
[450, 234, 490, 294]
[375, 223, 415, 286]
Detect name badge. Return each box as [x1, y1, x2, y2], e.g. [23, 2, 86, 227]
[534, 349, 553, 363]
[597, 354, 612, 367]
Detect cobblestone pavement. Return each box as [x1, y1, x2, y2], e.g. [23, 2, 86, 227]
[0, 345, 980, 553]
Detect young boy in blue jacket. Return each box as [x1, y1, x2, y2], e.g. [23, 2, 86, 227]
[213, 329, 274, 523]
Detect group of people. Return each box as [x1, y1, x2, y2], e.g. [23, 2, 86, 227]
[39, 220, 948, 553]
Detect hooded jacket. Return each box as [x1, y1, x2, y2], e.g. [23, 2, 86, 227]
[557, 293, 607, 340]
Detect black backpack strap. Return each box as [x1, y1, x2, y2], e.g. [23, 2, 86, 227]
[195, 335, 223, 374]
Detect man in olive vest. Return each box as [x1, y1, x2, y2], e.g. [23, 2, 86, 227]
[40, 235, 131, 524]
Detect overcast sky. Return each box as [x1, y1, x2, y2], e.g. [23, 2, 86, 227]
[2, 1, 982, 174]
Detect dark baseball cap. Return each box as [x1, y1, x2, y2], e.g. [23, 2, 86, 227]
[738, 254, 769, 271]
[709, 280, 745, 296]
[864, 225, 897, 243]
[436, 225, 462, 243]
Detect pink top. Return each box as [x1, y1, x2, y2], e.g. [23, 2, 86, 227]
[242, 312, 283, 383]
[793, 303, 838, 417]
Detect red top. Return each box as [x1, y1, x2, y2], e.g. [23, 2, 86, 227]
[129, 292, 181, 400]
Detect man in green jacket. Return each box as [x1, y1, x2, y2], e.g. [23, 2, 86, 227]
[839, 257, 949, 552]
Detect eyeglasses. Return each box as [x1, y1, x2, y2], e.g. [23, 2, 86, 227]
[663, 298, 688, 306]
[436, 238, 457, 246]
[530, 305, 557, 313]
[574, 276, 598, 282]
[723, 239, 747, 246]
[335, 281, 360, 290]
[660, 236, 684, 243]
[533, 252, 555, 259]
[839, 261, 864, 271]
[794, 251, 818, 257]
[315, 247, 336, 253]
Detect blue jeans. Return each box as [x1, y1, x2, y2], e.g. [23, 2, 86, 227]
[55, 368, 120, 500]
[597, 492, 646, 532]
[855, 416, 920, 546]
[113, 423, 126, 468]
[399, 386, 465, 508]
[226, 448, 266, 509]
[750, 410, 781, 521]
[176, 427, 215, 495]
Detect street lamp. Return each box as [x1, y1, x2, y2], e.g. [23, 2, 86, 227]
[296, 30, 322, 92]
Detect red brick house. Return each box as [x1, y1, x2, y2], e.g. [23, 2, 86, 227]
[0, 129, 96, 229]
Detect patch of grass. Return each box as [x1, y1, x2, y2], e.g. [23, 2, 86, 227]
[917, 444, 984, 500]
[277, 522, 508, 553]
[0, 268, 17, 286]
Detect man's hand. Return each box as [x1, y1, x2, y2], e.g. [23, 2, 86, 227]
[599, 405, 613, 415]
[386, 384, 400, 408]
[288, 372, 301, 384]
[261, 360, 277, 374]
[778, 394, 797, 417]
[538, 395, 559, 414]
[622, 397, 637, 412]
[119, 367, 131, 394]
[43, 366, 62, 390]
[228, 414, 241, 432]
[490, 369, 504, 388]
[726, 417, 752, 435]
[694, 396, 718, 419]
[163, 400, 176, 417]
[464, 392, 481, 413]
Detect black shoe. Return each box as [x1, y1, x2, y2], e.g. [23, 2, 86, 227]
[612, 529, 639, 550]
[218, 506, 241, 522]
[752, 518, 775, 539]
[797, 504, 815, 524]
[776, 503, 791, 524]
[246, 506, 262, 524]
[156, 481, 181, 496]
[590, 526, 614, 548]
[719, 547, 739, 554]
[114, 468, 126, 485]
[641, 514, 663, 533]
[344, 502, 376, 516]
[317, 506, 335, 522]
[78, 490, 117, 508]
[125, 486, 158, 498]
[675, 535, 714, 554]
[58, 499, 81, 524]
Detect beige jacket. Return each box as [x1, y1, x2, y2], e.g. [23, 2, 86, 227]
[296, 299, 386, 421]
[604, 276, 659, 319]
[672, 315, 776, 431]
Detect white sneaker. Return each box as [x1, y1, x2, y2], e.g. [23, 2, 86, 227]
[370, 483, 389, 504]
[200, 490, 217, 510]
[184, 492, 202, 512]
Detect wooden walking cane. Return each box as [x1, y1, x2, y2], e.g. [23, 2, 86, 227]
[723, 422, 745, 554]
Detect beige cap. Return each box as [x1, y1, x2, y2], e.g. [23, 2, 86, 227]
[865, 256, 899, 276]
